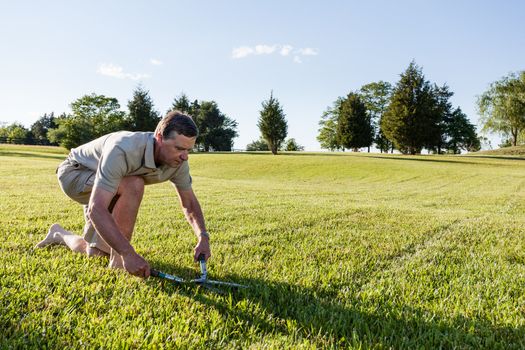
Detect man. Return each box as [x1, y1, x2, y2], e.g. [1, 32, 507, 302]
[35, 111, 211, 278]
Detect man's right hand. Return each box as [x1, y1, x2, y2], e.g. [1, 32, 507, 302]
[194, 235, 211, 262]
[122, 250, 150, 278]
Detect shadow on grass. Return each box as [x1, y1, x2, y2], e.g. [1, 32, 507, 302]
[0, 151, 67, 160]
[150, 271, 524, 348]
[148, 259, 199, 281]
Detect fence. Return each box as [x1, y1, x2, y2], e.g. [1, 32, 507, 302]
[0, 137, 57, 145]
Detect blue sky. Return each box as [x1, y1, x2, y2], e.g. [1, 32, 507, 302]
[1, 0, 524, 150]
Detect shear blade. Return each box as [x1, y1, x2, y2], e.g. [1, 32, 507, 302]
[203, 279, 248, 289]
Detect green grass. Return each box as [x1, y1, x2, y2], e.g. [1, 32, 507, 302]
[1, 146, 524, 349]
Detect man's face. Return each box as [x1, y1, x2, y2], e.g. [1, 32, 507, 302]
[155, 132, 196, 168]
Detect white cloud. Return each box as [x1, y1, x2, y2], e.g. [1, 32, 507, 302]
[280, 45, 293, 56]
[97, 63, 150, 80]
[297, 47, 318, 56]
[150, 58, 163, 65]
[232, 45, 277, 58]
[232, 44, 319, 62]
[232, 46, 254, 58]
[255, 44, 277, 55]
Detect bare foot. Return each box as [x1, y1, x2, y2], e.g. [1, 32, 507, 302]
[35, 223, 69, 248]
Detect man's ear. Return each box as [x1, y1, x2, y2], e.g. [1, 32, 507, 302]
[154, 133, 163, 143]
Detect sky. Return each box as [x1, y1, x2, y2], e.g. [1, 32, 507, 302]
[1, 0, 524, 151]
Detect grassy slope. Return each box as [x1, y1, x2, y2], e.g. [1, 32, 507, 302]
[1, 146, 524, 348]
[469, 145, 525, 157]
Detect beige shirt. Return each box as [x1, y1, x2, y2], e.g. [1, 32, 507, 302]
[69, 131, 192, 194]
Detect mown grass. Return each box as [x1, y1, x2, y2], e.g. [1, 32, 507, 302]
[1, 146, 524, 349]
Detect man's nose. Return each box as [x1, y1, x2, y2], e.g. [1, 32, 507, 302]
[180, 151, 189, 160]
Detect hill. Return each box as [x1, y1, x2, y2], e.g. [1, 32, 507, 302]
[1, 145, 524, 348]
[469, 145, 525, 158]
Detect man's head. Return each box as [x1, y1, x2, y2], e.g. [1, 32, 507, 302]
[155, 110, 199, 140]
[154, 111, 198, 168]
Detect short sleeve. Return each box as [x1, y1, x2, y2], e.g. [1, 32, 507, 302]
[94, 146, 128, 194]
[170, 161, 192, 190]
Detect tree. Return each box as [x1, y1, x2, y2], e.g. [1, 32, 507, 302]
[30, 112, 57, 145]
[171, 94, 202, 121]
[499, 131, 525, 147]
[337, 93, 374, 152]
[359, 81, 393, 153]
[72, 93, 127, 137]
[0, 123, 30, 144]
[189, 99, 201, 120]
[258, 92, 288, 155]
[48, 113, 92, 149]
[170, 93, 191, 114]
[48, 94, 126, 149]
[0, 129, 6, 143]
[317, 98, 343, 151]
[426, 84, 454, 154]
[127, 85, 160, 132]
[194, 101, 238, 151]
[0, 122, 7, 142]
[284, 138, 304, 151]
[478, 71, 525, 146]
[381, 61, 437, 154]
[169, 94, 238, 151]
[445, 107, 480, 153]
[246, 138, 270, 151]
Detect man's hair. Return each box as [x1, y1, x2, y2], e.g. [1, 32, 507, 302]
[155, 110, 198, 139]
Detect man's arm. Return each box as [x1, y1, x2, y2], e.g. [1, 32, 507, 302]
[176, 187, 211, 261]
[88, 186, 150, 277]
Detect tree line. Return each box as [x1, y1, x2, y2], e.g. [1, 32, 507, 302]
[171, 92, 303, 153]
[318, 61, 482, 154]
[2, 62, 523, 154]
[0, 86, 302, 154]
[0, 86, 240, 151]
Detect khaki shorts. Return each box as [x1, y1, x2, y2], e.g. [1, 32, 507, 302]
[56, 158, 95, 205]
[57, 158, 111, 254]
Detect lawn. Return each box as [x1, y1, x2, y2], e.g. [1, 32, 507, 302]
[1, 145, 524, 349]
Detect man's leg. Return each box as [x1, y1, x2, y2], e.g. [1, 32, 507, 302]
[107, 176, 145, 269]
[35, 223, 107, 257]
[37, 176, 144, 263]
[82, 205, 111, 257]
[36, 160, 108, 257]
[35, 223, 84, 252]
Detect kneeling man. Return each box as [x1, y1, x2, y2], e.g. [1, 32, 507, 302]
[36, 111, 211, 278]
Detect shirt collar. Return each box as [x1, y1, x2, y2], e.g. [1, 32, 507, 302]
[144, 133, 157, 169]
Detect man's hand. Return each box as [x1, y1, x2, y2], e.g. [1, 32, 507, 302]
[122, 250, 151, 278]
[194, 236, 211, 262]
